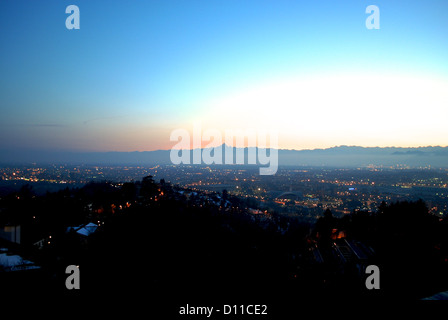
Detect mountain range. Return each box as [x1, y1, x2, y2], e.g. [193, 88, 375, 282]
[1, 145, 448, 168]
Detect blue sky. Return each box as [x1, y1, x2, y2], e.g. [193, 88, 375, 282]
[0, 0, 447, 151]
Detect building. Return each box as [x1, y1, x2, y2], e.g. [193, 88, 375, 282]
[0, 224, 21, 244]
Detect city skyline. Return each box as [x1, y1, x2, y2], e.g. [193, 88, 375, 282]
[1, 1, 447, 153]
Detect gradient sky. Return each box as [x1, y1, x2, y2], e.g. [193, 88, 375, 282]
[0, 0, 447, 152]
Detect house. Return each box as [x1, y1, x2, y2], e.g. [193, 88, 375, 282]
[0, 252, 40, 272]
[66, 222, 99, 237]
[0, 224, 21, 244]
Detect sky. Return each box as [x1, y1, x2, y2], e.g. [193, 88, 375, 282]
[0, 0, 447, 152]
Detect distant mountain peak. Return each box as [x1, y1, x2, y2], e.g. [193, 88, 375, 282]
[1, 145, 448, 168]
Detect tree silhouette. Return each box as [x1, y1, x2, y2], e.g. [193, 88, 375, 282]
[313, 208, 335, 246]
[121, 182, 137, 201]
[140, 175, 158, 198]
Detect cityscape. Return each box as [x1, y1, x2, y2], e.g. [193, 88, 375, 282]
[1, 0, 448, 315]
[1, 163, 448, 305]
[2, 164, 448, 222]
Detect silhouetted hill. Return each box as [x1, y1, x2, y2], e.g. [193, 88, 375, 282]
[1, 145, 448, 168]
[279, 145, 448, 167]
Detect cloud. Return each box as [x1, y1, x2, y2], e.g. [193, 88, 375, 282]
[0, 123, 69, 128]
